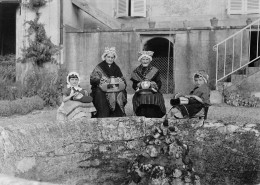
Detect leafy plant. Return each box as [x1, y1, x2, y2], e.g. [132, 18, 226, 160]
[0, 54, 16, 83]
[22, 66, 68, 107]
[20, 15, 60, 66]
[224, 90, 260, 107]
[20, 0, 60, 67]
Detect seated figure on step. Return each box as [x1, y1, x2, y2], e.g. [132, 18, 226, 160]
[57, 72, 96, 121]
[170, 70, 210, 119]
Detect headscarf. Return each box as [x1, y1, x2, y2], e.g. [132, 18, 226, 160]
[101, 47, 118, 61]
[138, 51, 154, 62]
[193, 70, 209, 84]
[66, 72, 82, 90]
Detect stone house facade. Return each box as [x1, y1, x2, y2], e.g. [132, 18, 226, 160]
[1, 0, 259, 93]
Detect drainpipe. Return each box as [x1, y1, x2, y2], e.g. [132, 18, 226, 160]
[60, 0, 63, 45]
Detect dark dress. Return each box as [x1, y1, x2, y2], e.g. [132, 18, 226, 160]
[130, 65, 166, 118]
[171, 84, 210, 117]
[90, 61, 127, 118]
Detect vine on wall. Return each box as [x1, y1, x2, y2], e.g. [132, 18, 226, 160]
[20, 0, 60, 66]
[17, 0, 66, 107]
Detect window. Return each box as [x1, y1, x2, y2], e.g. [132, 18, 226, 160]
[116, 0, 146, 18]
[228, 0, 260, 14]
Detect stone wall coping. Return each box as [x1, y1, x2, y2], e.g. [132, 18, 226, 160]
[0, 174, 62, 185]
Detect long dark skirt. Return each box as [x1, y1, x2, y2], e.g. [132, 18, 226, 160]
[91, 87, 125, 118]
[133, 92, 166, 118]
[175, 98, 204, 117]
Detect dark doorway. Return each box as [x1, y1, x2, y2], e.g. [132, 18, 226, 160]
[143, 37, 174, 94]
[0, 2, 19, 55]
[249, 31, 260, 67]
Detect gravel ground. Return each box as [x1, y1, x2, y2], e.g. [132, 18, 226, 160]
[0, 95, 259, 126]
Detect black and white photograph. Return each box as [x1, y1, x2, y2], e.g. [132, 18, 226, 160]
[0, 0, 260, 184]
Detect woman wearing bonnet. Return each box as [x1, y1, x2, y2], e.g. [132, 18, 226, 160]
[130, 51, 166, 118]
[62, 72, 92, 103]
[90, 47, 127, 118]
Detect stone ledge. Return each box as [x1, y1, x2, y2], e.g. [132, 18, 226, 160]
[0, 174, 61, 185]
[0, 117, 170, 184]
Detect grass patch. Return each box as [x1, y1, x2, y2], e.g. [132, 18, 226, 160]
[0, 96, 44, 117]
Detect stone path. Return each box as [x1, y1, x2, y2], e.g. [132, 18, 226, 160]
[0, 102, 259, 127]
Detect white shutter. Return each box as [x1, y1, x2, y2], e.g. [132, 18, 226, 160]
[228, 0, 245, 14]
[246, 0, 260, 14]
[116, 0, 129, 18]
[131, 0, 146, 17]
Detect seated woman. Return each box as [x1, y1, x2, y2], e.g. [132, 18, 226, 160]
[130, 51, 166, 118]
[90, 47, 127, 118]
[57, 72, 96, 121]
[170, 70, 210, 119]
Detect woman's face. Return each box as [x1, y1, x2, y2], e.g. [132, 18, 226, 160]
[69, 77, 79, 87]
[105, 53, 115, 65]
[140, 56, 151, 67]
[194, 77, 205, 87]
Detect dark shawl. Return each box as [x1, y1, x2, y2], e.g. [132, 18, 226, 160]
[130, 64, 166, 114]
[90, 61, 127, 113]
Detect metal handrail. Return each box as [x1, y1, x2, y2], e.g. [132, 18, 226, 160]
[214, 18, 260, 47]
[213, 17, 260, 90]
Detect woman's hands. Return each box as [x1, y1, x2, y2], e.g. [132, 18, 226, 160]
[185, 95, 203, 103]
[135, 80, 158, 93]
[63, 90, 81, 102]
[72, 92, 84, 100]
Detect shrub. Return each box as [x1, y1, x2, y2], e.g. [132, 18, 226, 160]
[22, 66, 68, 107]
[0, 54, 16, 83]
[0, 101, 13, 117]
[22, 69, 43, 97]
[0, 96, 44, 117]
[224, 90, 260, 107]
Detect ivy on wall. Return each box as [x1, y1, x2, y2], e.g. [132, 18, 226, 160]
[20, 0, 60, 66]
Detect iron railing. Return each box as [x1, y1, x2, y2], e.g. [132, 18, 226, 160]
[213, 18, 260, 89]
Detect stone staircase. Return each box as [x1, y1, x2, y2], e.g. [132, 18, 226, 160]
[217, 66, 260, 96]
[214, 17, 260, 95]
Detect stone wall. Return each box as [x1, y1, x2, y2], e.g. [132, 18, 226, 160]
[65, 28, 243, 93]
[0, 117, 168, 184]
[0, 174, 61, 185]
[0, 116, 259, 184]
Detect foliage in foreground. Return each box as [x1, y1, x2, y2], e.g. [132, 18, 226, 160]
[22, 66, 68, 107]
[0, 65, 68, 107]
[181, 121, 260, 185]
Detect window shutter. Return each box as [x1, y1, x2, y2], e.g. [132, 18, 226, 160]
[246, 0, 260, 14]
[228, 0, 245, 14]
[131, 0, 146, 17]
[116, 0, 128, 18]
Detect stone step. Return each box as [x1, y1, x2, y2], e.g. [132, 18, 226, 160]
[217, 82, 234, 92]
[231, 74, 247, 84]
[248, 67, 260, 75]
